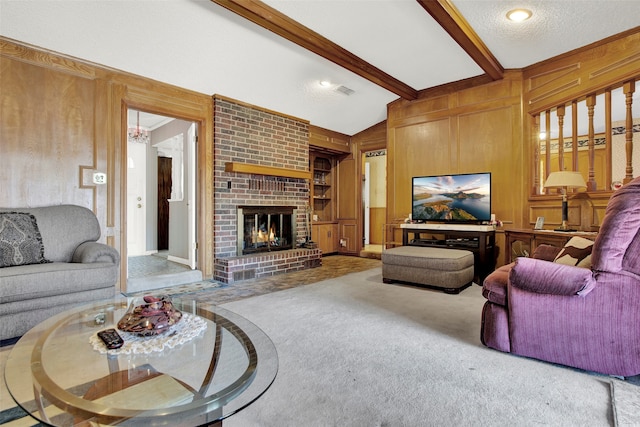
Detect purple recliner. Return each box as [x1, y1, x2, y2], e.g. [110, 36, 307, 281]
[481, 176, 640, 377]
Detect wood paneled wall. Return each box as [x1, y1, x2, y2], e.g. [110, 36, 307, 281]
[386, 72, 525, 230]
[524, 29, 640, 115]
[3, 26, 638, 276]
[1, 53, 99, 210]
[380, 29, 640, 261]
[0, 38, 214, 290]
[523, 28, 640, 231]
[309, 125, 350, 154]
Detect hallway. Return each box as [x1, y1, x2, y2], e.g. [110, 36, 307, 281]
[126, 252, 203, 295]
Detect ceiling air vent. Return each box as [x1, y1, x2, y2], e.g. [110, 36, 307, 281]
[335, 85, 355, 96]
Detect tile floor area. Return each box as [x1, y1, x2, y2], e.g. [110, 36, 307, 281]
[127, 252, 192, 279]
[361, 244, 383, 259]
[126, 252, 206, 294]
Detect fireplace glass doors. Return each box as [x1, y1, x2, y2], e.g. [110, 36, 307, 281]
[237, 206, 297, 255]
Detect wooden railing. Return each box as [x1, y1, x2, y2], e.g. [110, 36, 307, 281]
[532, 78, 638, 195]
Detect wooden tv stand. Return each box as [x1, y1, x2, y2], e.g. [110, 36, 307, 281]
[400, 223, 496, 284]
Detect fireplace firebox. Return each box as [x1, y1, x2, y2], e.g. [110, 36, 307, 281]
[237, 206, 298, 255]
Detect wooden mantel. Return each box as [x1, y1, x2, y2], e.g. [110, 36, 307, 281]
[224, 162, 311, 180]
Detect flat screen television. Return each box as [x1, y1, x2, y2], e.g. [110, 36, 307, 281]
[411, 172, 491, 223]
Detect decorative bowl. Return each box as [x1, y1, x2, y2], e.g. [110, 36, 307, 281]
[117, 295, 182, 336]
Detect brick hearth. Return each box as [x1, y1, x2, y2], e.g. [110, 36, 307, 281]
[213, 248, 321, 284]
[213, 96, 315, 283]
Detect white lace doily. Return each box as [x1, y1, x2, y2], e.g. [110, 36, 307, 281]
[90, 313, 207, 355]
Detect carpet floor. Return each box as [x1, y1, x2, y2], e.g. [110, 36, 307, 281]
[2, 261, 638, 426]
[219, 267, 634, 427]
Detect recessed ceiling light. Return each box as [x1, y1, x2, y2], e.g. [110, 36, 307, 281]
[506, 9, 532, 22]
[319, 80, 331, 87]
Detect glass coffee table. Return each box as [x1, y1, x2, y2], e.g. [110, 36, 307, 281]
[4, 297, 278, 426]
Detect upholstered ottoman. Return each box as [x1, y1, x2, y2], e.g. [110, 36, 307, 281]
[382, 246, 474, 294]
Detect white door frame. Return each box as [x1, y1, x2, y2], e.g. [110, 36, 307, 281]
[126, 111, 198, 272]
[187, 123, 197, 269]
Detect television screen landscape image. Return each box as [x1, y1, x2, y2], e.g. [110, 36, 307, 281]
[412, 173, 491, 223]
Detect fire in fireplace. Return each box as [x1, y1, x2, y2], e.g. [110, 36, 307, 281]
[237, 206, 298, 255]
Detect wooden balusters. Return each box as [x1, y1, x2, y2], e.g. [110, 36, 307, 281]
[586, 94, 597, 191]
[533, 114, 541, 194]
[571, 100, 579, 172]
[545, 110, 551, 184]
[533, 78, 638, 195]
[557, 105, 566, 172]
[605, 90, 613, 191]
[623, 80, 635, 184]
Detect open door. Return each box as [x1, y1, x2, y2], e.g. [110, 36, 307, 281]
[127, 130, 148, 257]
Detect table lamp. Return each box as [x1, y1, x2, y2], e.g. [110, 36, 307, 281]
[543, 171, 587, 232]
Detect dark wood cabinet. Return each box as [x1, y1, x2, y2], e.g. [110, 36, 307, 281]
[504, 229, 598, 264]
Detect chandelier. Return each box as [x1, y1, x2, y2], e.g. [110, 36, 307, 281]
[128, 111, 150, 144]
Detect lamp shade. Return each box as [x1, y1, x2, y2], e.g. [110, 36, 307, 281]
[544, 171, 587, 189]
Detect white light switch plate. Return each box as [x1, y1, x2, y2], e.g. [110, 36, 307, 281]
[93, 172, 107, 184]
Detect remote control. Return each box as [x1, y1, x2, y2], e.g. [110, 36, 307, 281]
[97, 328, 124, 349]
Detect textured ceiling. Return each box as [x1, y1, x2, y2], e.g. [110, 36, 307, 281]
[1, 0, 638, 135]
[454, 0, 640, 69]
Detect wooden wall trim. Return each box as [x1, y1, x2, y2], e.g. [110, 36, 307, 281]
[224, 162, 311, 180]
[524, 29, 640, 114]
[527, 192, 610, 231]
[525, 26, 640, 71]
[1, 36, 210, 106]
[389, 71, 522, 128]
[1, 37, 96, 78]
[309, 125, 351, 153]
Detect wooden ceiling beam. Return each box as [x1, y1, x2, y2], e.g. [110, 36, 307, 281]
[417, 0, 504, 81]
[210, 0, 419, 100]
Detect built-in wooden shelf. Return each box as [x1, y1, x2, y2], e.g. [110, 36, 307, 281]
[225, 162, 311, 180]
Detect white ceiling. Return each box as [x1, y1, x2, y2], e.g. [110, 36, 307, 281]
[1, 0, 638, 135]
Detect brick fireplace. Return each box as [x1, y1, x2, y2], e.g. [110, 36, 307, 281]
[212, 97, 320, 283]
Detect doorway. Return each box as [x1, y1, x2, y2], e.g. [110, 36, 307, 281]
[362, 150, 387, 256]
[126, 109, 200, 292]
